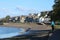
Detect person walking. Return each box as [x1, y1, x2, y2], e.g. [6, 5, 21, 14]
[51, 21, 55, 32]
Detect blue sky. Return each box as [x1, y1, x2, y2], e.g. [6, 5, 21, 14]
[0, 0, 54, 18]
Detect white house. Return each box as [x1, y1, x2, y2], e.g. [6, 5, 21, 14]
[20, 16, 26, 23]
[37, 13, 41, 17]
[39, 17, 44, 23]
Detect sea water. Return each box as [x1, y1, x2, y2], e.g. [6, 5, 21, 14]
[0, 27, 25, 39]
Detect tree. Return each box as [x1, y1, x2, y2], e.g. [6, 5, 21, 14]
[5, 15, 10, 22]
[53, 0, 60, 21]
[41, 11, 48, 17]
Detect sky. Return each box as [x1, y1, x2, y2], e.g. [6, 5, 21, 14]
[0, 0, 54, 18]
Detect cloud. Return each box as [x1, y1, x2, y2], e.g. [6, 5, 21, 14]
[0, 8, 17, 14]
[16, 6, 38, 13]
[0, 6, 40, 18]
[16, 6, 29, 12]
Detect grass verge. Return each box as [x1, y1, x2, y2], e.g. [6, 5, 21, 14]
[55, 25, 60, 29]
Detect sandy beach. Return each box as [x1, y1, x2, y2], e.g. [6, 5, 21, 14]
[0, 23, 51, 30]
[0, 23, 52, 40]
